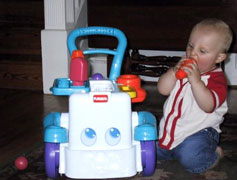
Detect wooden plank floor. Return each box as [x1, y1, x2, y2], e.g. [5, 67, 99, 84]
[0, 89, 68, 167]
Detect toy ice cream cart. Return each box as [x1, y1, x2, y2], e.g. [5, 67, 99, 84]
[43, 26, 158, 179]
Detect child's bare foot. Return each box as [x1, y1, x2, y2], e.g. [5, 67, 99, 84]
[208, 146, 224, 169]
[216, 146, 224, 159]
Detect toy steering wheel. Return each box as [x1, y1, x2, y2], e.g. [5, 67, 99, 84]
[67, 26, 127, 81]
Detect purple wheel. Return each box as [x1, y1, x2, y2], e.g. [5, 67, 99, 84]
[44, 143, 60, 178]
[141, 141, 156, 176]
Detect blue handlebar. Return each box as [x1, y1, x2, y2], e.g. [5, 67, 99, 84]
[67, 26, 127, 81]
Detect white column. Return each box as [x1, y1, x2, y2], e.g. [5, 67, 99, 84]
[41, 30, 69, 94]
[41, 0, 88, 94]
[44, 0, 67, 30]
[66, 0, 75, 29]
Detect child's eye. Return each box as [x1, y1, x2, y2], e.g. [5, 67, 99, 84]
[200, 49, 206, 53]
[188, 44, 193, 49]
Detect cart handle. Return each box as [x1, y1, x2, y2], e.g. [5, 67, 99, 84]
[67, 26, 127, 81]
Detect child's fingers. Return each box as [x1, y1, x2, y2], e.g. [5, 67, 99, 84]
[174, 56, 187, 72]
[182, 63, 200, 79]
[180, 56, 189, 62]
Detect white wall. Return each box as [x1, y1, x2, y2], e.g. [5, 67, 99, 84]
[225, 53, 237, 86]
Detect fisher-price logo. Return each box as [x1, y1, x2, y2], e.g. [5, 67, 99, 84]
[93, 95, 108, 103]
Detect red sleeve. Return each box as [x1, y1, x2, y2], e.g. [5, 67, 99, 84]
[206, 71, 227, 110]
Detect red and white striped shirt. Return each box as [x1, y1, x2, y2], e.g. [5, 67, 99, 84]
[159, 67, 228, 150]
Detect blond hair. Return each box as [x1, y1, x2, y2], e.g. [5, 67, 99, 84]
[192, 18, 233, 53]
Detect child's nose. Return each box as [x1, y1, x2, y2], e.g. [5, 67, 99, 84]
[188, 50, 198, 61]
[190, 49, 197, 57]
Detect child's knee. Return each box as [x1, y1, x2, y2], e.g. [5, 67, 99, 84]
[177, 150, 197, 170]
[176, 147, 217, 173]
[175, 142, 209, 173]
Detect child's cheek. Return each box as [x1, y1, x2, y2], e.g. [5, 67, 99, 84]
[197, 61, 208, 72]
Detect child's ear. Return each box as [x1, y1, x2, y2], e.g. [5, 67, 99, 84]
[216, 53, 227, 63]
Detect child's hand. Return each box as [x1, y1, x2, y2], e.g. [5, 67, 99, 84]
[181, 59, 201, 84]
[174, 56, 197, 80]
[173, 56, 187, 74]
